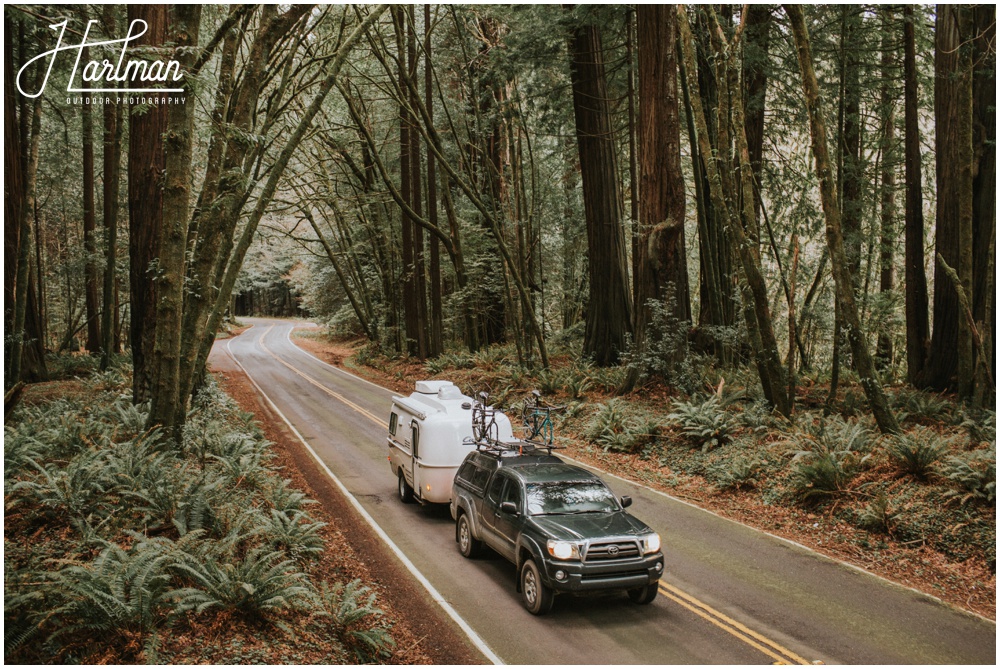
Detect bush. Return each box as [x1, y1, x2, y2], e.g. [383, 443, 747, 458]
[706, 454, 761, 491]
[316, 580, 395, 663]
[783, 419, 871, 503]
[666, 395, 738, 452]
[46, 535, 181, 657]
[887, 428, 950, 481]
[856, 492, 897, 534]
[936, 443, 996, 506]
[172, 547, 318, 618]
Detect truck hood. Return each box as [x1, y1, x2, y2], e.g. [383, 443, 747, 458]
[528, 511, 653, 542]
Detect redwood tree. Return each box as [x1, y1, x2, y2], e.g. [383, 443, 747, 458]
[567, 9, 633, 366]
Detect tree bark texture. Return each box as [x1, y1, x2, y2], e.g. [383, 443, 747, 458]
[127, 4, 168, 404]
[903, 5, 929, 385]
[568, 12, 633, 366]
[147, 4, 201, 435]
[623, 4, 689, 390]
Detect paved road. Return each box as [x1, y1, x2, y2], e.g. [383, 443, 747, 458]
[217, 319, 995, 664]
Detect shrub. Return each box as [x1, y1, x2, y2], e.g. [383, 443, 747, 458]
[257, 509, 326, 563]
[856, 492, 897, 534]
[316, 580, 395, 663]
[666, 395, 738, 452]
[891, 388, 955, 424]
[46, 536, 181, 657]
[789, 450, 866, 503]
[936, 444, 996, 506]
[707, 455, 761, 491]
[172, 547, 318, 618]
[887, 428, 950, 481]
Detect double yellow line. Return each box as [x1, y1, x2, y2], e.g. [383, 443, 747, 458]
[659, 581, 813, 664]
[250, 325, 815, 665]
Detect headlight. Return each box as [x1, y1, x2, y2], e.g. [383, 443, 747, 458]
[641, 533, 661, 554]
[547, 540, 581, 560]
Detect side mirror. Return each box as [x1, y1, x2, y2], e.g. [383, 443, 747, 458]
[500, 501, 518, 515]
[620, 496, 632, 509]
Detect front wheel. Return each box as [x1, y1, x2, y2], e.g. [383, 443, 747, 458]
[457, 514, 483, 558]
[627, 581, 658, 605]
[398, 471, 414, 504]
[520, 559, 554, 615]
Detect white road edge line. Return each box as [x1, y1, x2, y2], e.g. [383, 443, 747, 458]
[281, 321, 995, 626]
[223, 333, 505, 665]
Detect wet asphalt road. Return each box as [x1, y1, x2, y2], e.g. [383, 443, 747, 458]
[217, 319, 995, 665]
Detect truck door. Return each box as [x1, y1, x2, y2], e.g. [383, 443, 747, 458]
[492, 478, 521, 561]
[481, 472, 506, 551]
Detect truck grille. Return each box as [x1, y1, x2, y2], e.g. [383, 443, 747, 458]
[585, 540, 640, 562]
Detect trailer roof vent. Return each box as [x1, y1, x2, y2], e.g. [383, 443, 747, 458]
[415, 380, 455, 395]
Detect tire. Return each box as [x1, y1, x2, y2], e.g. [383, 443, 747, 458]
[457, 514, 483, 558]
[627, 581, 658, 605]
[398, 471, 414, 504]
[519, 559, 554, 615]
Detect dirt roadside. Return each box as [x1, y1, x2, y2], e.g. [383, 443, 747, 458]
[209, 348, 486, 665]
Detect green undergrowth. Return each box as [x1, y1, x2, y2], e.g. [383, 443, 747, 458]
[4, 357, 394, 664]
[343, 336, 996, 582]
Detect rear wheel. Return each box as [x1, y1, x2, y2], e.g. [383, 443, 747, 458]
[627, 581, 658, 605]
[520, 559, 554, 615]
[398, 471, 414, 504]
[457, 514, 483, 558]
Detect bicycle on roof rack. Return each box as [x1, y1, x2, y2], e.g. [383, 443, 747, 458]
[521, 389, 565, 447]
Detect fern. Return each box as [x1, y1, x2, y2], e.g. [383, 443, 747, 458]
[317, 580, 395, 663]
[264, 478, 316, 515]
[47, 535, 180, 648]
[257, 509, 326, 562]
[887, 428, 950, 481]
[937, 443, 996, 506]
[667, 395, 737, 452]
[172, 547, 318, 617]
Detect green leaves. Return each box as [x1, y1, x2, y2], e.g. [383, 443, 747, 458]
[667, 395, 738, 452]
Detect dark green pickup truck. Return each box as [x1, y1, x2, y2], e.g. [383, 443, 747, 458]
[450, 448, 664, 614]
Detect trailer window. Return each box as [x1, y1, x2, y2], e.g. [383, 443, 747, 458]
[389, 412, 398, 436]
[411, 422, 420, 458]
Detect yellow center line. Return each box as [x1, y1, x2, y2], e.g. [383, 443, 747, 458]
[256, 326, 388, 429]
[659, 582, 813, 665]
[246, 326, 815, 666]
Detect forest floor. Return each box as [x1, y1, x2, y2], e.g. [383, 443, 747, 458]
[4, 339, 481, 664]
[290, 326, 996, 622]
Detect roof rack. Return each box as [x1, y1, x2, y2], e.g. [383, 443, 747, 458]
[468, 390, 562, 456]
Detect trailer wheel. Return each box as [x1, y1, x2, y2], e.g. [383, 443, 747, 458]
[398, 471, 414, 503]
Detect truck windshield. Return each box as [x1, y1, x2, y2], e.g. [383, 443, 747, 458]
[526, 481, 619, 515]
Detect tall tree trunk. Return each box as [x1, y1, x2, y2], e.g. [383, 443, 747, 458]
[100, 6, 122, 370]
[903, 5, 929, 385]
[921, 4, 979, 395]
[568, 11, 633, 366]
[970, 5, 996, 400]
[426, 4, 444, 357]
[876, 9, 897, 368]
[147, 5, 201, 437]
[80, 41, 102, 354]
[395, 7, 419, 357]
[742, 4, 771, 222]
[623, 4, 689, 391]
[128, 4, 168, 405]
[408, 7, 429, 360]
[626, 7, 639, 314]
[786, 4, 900, 434]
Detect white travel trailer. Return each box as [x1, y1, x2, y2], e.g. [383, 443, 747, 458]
[388, 380, 515, 504]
